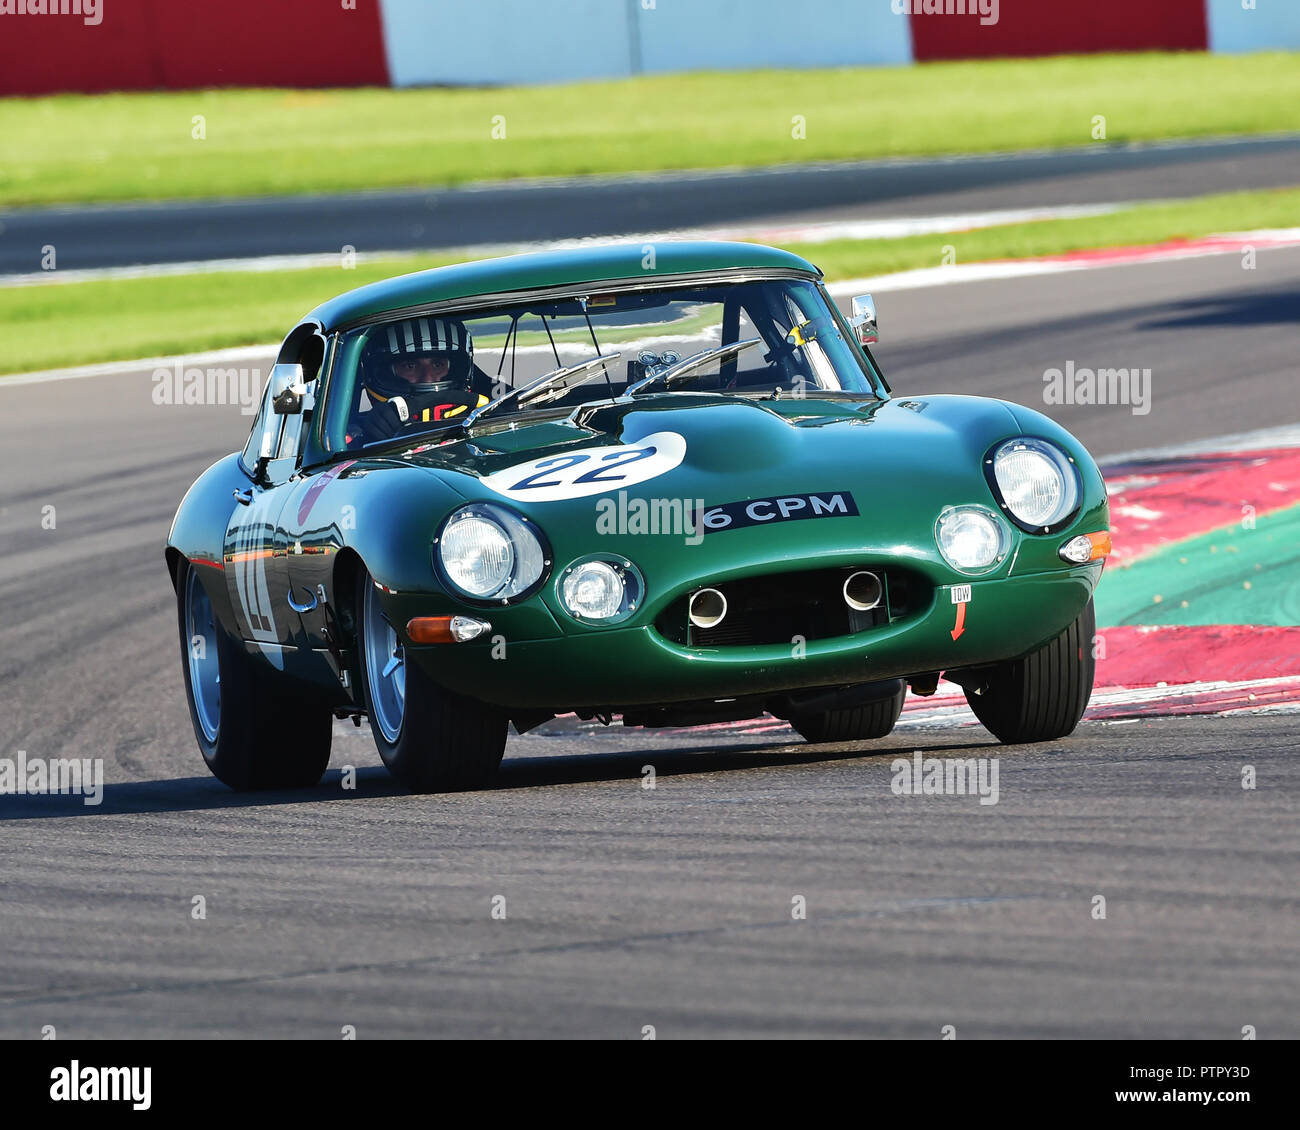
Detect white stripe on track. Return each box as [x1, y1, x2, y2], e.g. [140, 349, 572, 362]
[826, 230, 1300, 296]
[0, 344, 279, 388]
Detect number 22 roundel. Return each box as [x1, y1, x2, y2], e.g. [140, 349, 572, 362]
[479, 431, 687, 502]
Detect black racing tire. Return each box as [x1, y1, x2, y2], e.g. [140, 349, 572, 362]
[176, 559, 332, 791]
[355, 569, 507, 793]
[965, 598, 1096, 744]
[789, 685, 907, 743]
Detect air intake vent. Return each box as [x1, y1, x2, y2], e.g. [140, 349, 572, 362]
[655, 566, 926, 648]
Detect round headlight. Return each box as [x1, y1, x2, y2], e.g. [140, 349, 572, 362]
[557, 556, 643, 623]
[936, 506, 1007, 573]
[562, 561, 625, 620]
[992, 438, 1079, 529]
[436, 503, 546, 601]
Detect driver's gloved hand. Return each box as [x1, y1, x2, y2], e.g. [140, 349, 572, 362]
[363, 397, 409, 440]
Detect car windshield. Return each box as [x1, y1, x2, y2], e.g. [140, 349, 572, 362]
[322, 276, 883, 452]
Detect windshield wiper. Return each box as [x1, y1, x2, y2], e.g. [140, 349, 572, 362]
[627, 337, 764, 395]
[463, 352, 622, 429]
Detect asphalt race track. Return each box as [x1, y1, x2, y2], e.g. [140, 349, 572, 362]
[1, 248, 1298, 1037]
[1, 134, 1297, 273]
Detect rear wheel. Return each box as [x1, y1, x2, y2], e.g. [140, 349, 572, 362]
[177, 561, 332, 790]
[965, 598, 1095, 743]
[789, 685, 906, 743]
[356, 569, 507, 792]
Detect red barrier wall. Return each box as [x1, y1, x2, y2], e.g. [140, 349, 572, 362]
[0, 0, 388, 95]
[0, 0, 1225, 96]
[908, 0, 1209, 61]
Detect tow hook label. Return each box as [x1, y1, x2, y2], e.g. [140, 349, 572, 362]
[951, 584, 972, 603]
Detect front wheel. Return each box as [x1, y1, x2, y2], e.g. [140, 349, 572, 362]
[356, 569, 507, 792]
[177, 561, 332, 790]
[965, 598, 1096, 744]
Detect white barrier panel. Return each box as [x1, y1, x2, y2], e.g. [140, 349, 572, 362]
[380, 0, 634, 87]
[1206, 0, 1300, 53]
[380, 0, 913, 87]
[636, 0, 913, 72]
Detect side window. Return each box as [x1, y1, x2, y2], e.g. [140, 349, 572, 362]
[323, 331, 366, 455]
[239, 379, 279, 476]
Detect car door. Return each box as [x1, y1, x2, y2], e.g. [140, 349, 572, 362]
[282, 453, 357, 652]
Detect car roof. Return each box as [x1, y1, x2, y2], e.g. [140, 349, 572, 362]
[306, 240, 821, 330]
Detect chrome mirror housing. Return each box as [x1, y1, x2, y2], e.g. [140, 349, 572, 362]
[849, 294, 878, 345]
[270, 362, 308, 415]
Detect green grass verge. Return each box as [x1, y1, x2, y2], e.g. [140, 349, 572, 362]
[3, 186, 1297, 376]
[2, 52, 1298, 207]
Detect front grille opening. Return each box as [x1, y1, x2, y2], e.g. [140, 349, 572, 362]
[655, 566, 925, 648]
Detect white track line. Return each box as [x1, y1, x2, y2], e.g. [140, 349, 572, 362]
[1099, 423, 1300, 464]
[0, 344, 279, 388]
[826, 229, 1300, 295]
[0, 253, 377, 288]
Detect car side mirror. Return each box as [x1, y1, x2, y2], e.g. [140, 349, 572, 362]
[254, 363, 313, 479]
[849, 294, 878, 345]
[270, 363, 308, 415]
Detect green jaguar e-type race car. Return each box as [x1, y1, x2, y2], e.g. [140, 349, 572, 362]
[166, 241, 1110, 792]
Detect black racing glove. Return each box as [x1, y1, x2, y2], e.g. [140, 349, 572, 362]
[360, 398, 408, 441]
[359, 390, 482, 443]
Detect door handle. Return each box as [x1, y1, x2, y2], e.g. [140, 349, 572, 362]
[232, 488, 253, 505]
[288, 586, 319, 613]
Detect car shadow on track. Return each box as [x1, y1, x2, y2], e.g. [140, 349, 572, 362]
[493, 736, 998, 789]
[1140, 289, 1300, 331]
[0, 735, 1003, 819]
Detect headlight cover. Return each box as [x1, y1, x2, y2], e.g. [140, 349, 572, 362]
[557, 555, 643, 624]
[989, 437, 1081, 532]
[562, 561, 624, 619]
[935, 506, 1008, 574]
[435, 503, 548, 602]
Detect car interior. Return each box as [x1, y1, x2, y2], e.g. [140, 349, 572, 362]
[332, 279, 871, 449]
